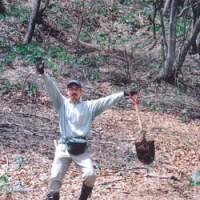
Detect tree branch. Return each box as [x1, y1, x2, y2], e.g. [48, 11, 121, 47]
[167, 0, 177, 62]
[39, 0, 50, 14]
[158, 0, 177, 82]
[24, 0, 42, 43]
[0, 0, 5, 13]
[175, 16, 200, 73]
[159, 9, 168, 58]
[163, 0, 171, 16]
[37, 0, 50, 23]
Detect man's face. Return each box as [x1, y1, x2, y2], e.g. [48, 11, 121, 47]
[67, 84, 82, 102]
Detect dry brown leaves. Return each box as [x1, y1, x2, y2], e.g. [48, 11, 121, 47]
[0, 96, 200, 200]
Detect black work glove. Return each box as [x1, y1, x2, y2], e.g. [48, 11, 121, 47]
[124, 88, 138, 96]
[35, 57, 44, 74]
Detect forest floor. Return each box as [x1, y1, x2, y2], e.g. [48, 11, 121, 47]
[1, 0, 200, 200]
[0, 77, 200, 200]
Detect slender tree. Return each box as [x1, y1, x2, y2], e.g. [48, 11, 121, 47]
[157, 0, 178, 82]
[0, 0, 5, 13]
[24, 0, 50, 43]
[155, 0, 200, 83]
[24, 0, 42, 43]
[190, 0, 200, 54]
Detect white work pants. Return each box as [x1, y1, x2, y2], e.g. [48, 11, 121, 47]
[48, 144, 96, 193]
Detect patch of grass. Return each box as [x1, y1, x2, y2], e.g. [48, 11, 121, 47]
[25, 81, 39, 96]
[47, 45, 78, 75]
[111, 3, 120, 15]
[70, 0, 84, 8]
[78, 56, 97, 67]
[0, 79, 12, 93]
[153, 23, 161, 32]
[0, 12, 6, 20]
[0, 50, 16, 70]
[94, 31, 108, 44]
[47, 45, 76, 65]
[85, 1, 109, 17]
[0, 79, 22, 94]
[194, 77, 200, 84]
[0, 41, 46, 71]
[119, 0, 135, 5]
[0, 41, 58, 75]
[79, 29, 92, 43]
[0, 41, 77, 76]
[75, 55, 100, 80]
[178, 112, 190, 123]
[121, 12, 136, 25]
[95, 6, 109, 17]
[0, 41, 102, 77]
[0, 174, 11, 193]
[47, 4, 72, 29]
[14, 42, 45, 64]
[176, 81, 186, 96]
[89, 68, 100, 80]
[142, 100, 158, 112]
[149, 62, 161, 70]
[7, 3, 29, 23]
[0, 39, 16, 70]
[83, 66, 100, 81]
[96, 55, 110, 63]
[176, 18, 185, 37]
[45, 58, 58, 76]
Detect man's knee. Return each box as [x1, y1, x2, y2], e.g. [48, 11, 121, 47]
[48, 178, 62, 193]
[83, 171, 96, 187]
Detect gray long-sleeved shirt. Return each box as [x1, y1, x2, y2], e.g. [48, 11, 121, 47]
[43, 74, 124, 142]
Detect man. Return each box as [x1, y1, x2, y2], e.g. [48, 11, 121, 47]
[36, 63, 137, 200]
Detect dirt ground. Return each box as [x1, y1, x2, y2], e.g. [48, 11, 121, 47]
[0, 89, 200, 200]
[1, 0, 200, 199]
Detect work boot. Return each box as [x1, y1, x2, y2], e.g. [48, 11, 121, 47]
[47, 192, 60, 200]
[79, 184, 93, 200]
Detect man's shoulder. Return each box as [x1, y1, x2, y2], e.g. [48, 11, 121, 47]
[63, 98, 88, 105]
[63, 96, 70, 104]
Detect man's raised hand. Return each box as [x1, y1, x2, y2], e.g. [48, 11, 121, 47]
[35, 57, 44, 75]
[124, 88, 138, 97]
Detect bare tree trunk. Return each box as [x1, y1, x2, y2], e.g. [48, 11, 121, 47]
[175, 16, 200, 73]
[159, 8, 167, 61]
[37, 0, 50, 23]
[0, 0, 5, 13]
[39, 0, 50, 13]
[24, 0, 42, 43]
[190, 0, 200, 54]
[163, 0, 171, 16]
[157, 0, 177, 82]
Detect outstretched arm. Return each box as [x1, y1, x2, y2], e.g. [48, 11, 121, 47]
[89, 88, 138, 119]
[42, 74, 64, 111]
[36, 60, 63, 111]
[89, 92, 124, 118]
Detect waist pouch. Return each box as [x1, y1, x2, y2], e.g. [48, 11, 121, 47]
[66, 137, 87, 155]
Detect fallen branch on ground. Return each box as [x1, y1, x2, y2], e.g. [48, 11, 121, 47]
[146, 174, 180, 181]
[98, 178, 123, 186]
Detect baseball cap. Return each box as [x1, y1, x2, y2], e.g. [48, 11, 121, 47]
[67, 80, 81, 88]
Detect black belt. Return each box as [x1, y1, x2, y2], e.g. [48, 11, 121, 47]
[59, 136, 86, 144]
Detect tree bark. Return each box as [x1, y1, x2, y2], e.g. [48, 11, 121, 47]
[37, 0, 50, 23]
[190, 0, 200, 54]
[0, 0, 5, 13]
[24, 0, 42, 43]
[175, 16, 200, 73]
[157, 0, 177, 82]
[39, 0, 50, 14]
[159, 8, 167, 60]
[163, 0, 171, 16]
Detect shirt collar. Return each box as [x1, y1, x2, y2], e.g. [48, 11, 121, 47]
[68, 97, 83, 104]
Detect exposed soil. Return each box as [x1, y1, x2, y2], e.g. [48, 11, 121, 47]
[1, 0, 200, 199]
